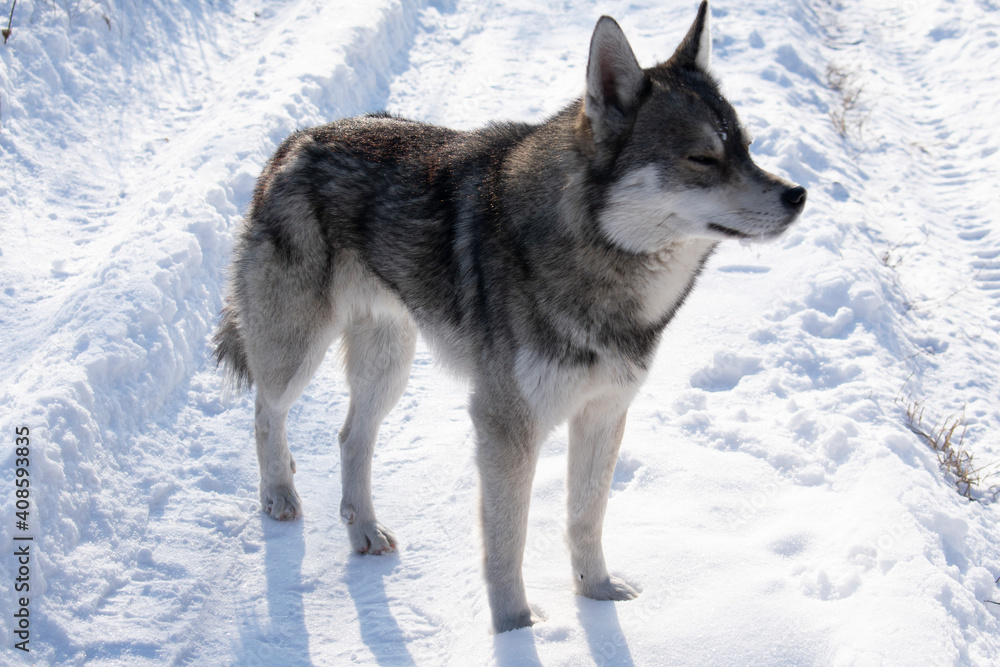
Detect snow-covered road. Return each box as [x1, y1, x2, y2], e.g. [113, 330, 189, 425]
[1, 0, 998, 664]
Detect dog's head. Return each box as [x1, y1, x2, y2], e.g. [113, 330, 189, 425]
[581, 1, 806, 254]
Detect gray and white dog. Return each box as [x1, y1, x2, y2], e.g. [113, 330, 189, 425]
[215, 1, 805, 633]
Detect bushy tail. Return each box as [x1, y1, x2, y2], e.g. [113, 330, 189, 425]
[213, 301, 253, 392]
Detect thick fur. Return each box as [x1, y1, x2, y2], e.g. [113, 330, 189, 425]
[214, 1, 805, 633]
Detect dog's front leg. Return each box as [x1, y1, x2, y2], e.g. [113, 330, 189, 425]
[471, 392, 543, 633]
[567, 399, 639, 601]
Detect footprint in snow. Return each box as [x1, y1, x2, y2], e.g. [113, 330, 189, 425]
[690, 351, 763, 392]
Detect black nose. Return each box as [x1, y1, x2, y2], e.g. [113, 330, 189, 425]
[782, 185, 807, 210]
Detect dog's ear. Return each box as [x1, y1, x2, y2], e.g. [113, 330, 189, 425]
[669, 1, 712, 73]
[584, 16, 648, 143]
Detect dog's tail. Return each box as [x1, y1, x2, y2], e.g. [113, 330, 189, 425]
[213, 300, 253, 393]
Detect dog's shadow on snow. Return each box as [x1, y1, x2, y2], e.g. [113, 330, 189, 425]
[345, 552, 417, 666]
[249, 517, 414, 666]
[492, 598, 634, 666]
[493, 627, 543, 666]
[576, 597, 635, 666]
[250, 517, 313, 664]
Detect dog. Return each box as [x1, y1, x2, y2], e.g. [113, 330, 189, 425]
[214, 0, 806, 633]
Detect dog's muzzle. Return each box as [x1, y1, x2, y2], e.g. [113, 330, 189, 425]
[782, 185, 807, 213]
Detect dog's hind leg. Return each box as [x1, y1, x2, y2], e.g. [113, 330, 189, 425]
[250, 318, 336, 521]
[235, 243, 338, 521]
[567, 397, 639, 601]
[254, 393, 301, 521]
[338, 311, 417, 554]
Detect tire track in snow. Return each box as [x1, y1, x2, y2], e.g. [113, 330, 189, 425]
[0, 0, 428, 662]
[881, 0, 1000, 440]
[124, 3, 434, 665]
[823, 0, 1000, 452]
[818, 6, 1000, 645]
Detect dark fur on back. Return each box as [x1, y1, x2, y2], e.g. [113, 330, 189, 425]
[216, 100, 707, 389]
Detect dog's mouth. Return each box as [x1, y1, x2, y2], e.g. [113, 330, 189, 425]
[708, 219, 798, 242]
[707, 223, 752, 239]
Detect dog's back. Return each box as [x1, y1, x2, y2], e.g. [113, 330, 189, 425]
[217, 114, 542, 380]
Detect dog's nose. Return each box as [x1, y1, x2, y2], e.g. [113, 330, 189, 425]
[782, 185, 807, 210]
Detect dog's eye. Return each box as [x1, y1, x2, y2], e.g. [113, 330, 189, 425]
[687, 155, 719, 167]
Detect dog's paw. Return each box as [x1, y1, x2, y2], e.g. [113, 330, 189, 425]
[577, 574, 639, 601]
[341, 507, 396, 554]
[260, 484, 302, 521]
[349, 521, 397, 555]
[493, 609, 542, 634]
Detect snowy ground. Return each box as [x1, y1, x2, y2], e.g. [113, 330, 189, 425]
[1, 0, 999, 664]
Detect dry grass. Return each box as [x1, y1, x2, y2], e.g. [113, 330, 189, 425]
[827, 63, 869, 140]
[904, 400, 1000, 501]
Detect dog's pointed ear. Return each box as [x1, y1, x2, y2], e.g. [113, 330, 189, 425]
[584, 16, 648, 143]
[670, 1, 712, 73]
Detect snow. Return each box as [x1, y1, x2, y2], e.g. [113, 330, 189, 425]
[1, 0, 999, 664]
